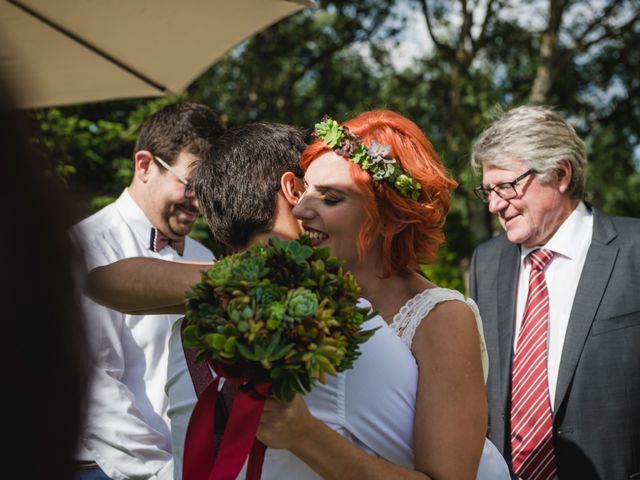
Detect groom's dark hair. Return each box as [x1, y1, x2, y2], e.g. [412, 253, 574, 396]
[193, 122, 306, 251]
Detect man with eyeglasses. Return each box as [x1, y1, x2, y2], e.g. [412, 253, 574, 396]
[72, 102, 224, 480]
[468, 105, 640, 480]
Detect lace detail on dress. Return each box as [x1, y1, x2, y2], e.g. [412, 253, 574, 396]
[390, 287, 489, 382]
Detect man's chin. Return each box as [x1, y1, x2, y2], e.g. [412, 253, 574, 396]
[505, 227, 524, 244]
[169, 221, 196, 237]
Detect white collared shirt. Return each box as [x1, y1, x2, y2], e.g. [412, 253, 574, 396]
[514, 202, 593, 410]
[73, 189, 213, 480]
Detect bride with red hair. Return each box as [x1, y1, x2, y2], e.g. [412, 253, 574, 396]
[257, 110, 509, 479]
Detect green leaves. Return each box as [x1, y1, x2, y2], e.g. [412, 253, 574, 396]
[184, 235, 377, 401]
[270, 236, 313, 264]
[314, 117, 345, 148]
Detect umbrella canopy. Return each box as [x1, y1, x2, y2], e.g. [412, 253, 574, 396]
[0, 0, 312, 108]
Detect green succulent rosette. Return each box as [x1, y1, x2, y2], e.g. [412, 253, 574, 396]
[183, 235, 378, 402]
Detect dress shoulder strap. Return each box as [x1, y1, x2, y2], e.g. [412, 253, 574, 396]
[389, 288, 489, 382]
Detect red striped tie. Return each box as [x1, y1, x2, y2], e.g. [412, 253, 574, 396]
[511, 248, 557, 480]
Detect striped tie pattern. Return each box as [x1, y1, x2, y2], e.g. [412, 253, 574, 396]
[511, 248, 557, 480]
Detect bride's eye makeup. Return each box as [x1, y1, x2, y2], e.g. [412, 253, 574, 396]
[303, 179, 349, 206]
[322, 194, 342, 206]
[317, 186, 345, 206]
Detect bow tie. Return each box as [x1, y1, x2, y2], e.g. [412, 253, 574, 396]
[149, 228, 185, 256]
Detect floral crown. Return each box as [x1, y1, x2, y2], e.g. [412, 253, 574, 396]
[313, 116, 422, 200]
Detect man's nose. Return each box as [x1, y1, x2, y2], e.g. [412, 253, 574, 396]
[487, 191, 508, 214]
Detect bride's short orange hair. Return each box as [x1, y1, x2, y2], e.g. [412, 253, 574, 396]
[300, 110, 457, 277]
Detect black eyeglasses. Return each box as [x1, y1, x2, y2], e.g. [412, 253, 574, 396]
[473, 169, 537, 203]
[153, 155, 195, 198]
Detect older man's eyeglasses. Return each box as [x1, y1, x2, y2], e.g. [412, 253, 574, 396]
[153, 155, 195, 198]
[473, 169, 537, 203]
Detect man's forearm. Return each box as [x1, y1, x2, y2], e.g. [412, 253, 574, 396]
[86, 257, 212, 314]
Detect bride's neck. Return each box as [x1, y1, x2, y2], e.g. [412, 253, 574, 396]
[356, 268, 432, 324]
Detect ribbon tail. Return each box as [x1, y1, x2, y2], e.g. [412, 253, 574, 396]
[245, 440, 267, 480]
[211, 389, 266, 480]
[183, 376, 221, 480]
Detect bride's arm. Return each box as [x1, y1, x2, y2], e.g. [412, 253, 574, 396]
[86, 257, 213, 314]
[410, 300, 487, 478]
[257, 300, 486, 480]
[259, 396, 431, 480]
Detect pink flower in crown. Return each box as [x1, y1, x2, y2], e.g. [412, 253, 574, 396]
[367, 140, 394, 165]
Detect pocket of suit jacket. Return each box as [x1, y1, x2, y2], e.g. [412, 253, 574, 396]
[591, 309, 640, 335]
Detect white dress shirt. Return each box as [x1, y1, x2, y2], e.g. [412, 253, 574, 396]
[515, 202, 593, 410]
[73, 189, 213, 480]
[167, 300, 418, 480]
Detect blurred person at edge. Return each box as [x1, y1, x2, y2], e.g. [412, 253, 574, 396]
[72, 102, 223, 479]
[0, 75, 88, 478]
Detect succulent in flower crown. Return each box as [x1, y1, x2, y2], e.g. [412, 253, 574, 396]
[314, 116, 422, 200]
[182, 234, 378, 402]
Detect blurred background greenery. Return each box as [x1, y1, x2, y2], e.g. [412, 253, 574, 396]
[32, 0, 640, 293]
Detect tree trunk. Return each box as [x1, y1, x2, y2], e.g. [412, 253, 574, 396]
[530, 0, 568, 103]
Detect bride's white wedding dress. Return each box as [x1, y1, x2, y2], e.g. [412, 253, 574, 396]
[390, 287, 511, 480]
[235, 290, 510, 479]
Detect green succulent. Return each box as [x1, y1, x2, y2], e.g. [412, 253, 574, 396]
[395, 175, 421, 200]
[265, 301, 286, 322]
[314, 117, 345, 148]
[286, 288, 319, 318]
[253, 283, 286, 305]
[350, 144, 370, 168]
[184, 235, 378, 402]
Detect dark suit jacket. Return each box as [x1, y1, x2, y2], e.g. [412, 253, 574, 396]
[469, 207, 640, 480]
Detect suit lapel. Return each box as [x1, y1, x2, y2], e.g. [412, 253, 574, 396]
[497, 242, 520, 406]
[554, 209, 618, 411]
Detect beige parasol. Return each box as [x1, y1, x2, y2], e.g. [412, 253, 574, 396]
[0, 0, 312, 108]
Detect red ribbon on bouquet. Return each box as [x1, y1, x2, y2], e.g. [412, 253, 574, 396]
[183, 364, 271, 480]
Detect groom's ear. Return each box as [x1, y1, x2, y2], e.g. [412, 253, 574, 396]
[280, 171, 304, 207]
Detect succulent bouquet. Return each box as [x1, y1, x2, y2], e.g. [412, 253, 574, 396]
[182, 234, 377, 402]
